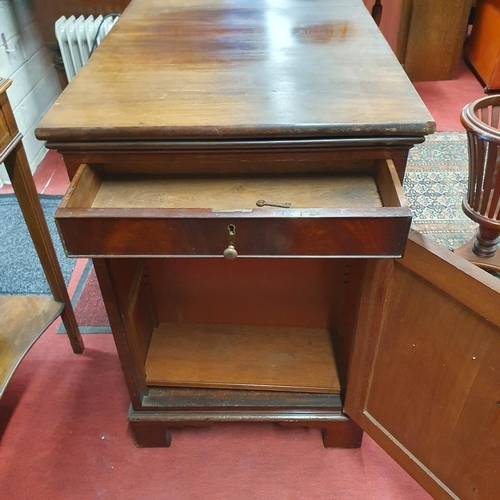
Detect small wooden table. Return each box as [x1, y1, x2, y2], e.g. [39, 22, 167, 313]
[37, 1, 500, 498]
[0, 77, 83, 398]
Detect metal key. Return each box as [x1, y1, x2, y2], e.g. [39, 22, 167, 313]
[256, 199, 291, 208]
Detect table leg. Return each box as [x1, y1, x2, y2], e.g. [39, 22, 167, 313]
[4, 142, 84, 353]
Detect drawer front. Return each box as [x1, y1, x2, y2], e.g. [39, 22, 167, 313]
[56, 212, 411, 258]
[55, 160, 411, 258]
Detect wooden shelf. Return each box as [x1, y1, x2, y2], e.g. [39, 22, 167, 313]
[0, 295, 63, 397]
[145, 323, 341, 394]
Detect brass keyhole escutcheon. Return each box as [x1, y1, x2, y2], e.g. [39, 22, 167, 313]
[223, 245, 238, 260]
[227, 224, 236, 236]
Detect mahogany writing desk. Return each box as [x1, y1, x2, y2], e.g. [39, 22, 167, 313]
[37, 1, 500, 498]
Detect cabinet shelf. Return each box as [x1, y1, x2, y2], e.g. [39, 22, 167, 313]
[145, 322, 341, 394]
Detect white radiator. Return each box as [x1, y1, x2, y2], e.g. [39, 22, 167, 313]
[55, 15, 119, 82]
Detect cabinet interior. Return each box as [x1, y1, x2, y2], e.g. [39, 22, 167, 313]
[110, 257, 366, 399]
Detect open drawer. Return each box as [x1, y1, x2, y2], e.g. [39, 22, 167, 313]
[55, 159, 411, 258]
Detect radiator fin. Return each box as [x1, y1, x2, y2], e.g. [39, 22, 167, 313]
[55, 15, 119, 82]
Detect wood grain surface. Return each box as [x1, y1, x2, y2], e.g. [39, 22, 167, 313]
[92, 174, 382, 209]
[36, 0, 434, 142]
[145, 322, 341, 393]
[0, 78, 15, 154]
[0, 296, 63, 397]
[146, 258, 347, 329]
[345, 231, 500, 499]
[401, 0, 473, 82]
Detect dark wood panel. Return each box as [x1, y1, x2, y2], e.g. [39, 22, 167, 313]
[345, 232, 500, 499]
[56, 213, 411, 257]
[143, 387, 343, 411]
[147, 258, 346, 330]
[92, 258, 153, 406]
[57, 144, 415, 181]
[365, 0, 472, 81]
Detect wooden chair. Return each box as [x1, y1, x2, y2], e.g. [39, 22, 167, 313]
[454, 95, 500, 271]
[0, 78, 83, 399]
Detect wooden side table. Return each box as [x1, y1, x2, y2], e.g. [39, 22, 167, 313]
[0, 78, 83, 398]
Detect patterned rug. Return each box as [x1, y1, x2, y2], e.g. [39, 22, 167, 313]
[404, 132, 476, 249]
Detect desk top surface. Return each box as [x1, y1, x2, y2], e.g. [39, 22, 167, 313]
[37, 0, 434, 143]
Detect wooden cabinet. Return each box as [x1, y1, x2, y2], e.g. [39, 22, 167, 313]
[364, 0, 473, 81]
[466, 0, 500, 91]
[36, 0, 500, 498]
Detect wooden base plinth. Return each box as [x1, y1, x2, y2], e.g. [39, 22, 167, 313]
[128, 407, 362, 449]
[453, 236, 500, 272]
[279, 418, 363, 448]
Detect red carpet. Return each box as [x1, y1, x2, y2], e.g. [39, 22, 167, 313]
[414, 61, 484, 132]
[74, 267, 109, 327]
[0, 327, 431, 499]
